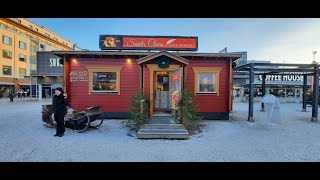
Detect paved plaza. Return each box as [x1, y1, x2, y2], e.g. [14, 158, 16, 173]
[0, 98, 320, 162]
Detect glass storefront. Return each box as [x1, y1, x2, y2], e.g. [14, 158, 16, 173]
[240, 85, 308, 103]
[233, 74, 314, 103]
[42, 85, 52, 99]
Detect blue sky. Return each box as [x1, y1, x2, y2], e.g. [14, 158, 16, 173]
[28, 18, 320, 63]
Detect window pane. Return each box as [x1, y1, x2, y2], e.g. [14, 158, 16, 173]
[19, 68, 26, 77]
[3, 50, 12, 59]
[92, 72, 117, 91]
[198, 73, 216, 93]
[31, 64, 36, 71]
[31, 45, 37, 53]
[3, 36, 12, 45]
[0, 23, 7, 28]
[19, 41, 26, 49]
[19, 54, 26, 62]
[30, 56, 36, 64]
[3, 66, 12, 75]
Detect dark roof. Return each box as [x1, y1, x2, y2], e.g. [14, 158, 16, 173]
[234, 62, 319, 76]
[52, 51, 242, 61]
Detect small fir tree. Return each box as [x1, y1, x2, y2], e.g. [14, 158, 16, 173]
[174, 89, 203, 133]
[124, 89, 149, 130]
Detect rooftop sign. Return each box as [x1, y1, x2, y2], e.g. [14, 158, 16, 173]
[99, 35, 198, 51]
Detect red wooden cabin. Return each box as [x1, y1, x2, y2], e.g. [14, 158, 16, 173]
[53, 51, 240, 120]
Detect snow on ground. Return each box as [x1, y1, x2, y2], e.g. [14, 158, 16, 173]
[0, 98, 320, 162]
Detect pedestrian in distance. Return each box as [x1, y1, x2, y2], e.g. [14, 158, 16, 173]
[8, 92, 14, 103]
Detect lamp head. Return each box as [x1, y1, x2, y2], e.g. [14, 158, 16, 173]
[312, 51, 317, 55]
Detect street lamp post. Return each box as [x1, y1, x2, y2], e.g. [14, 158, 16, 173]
[312, 51, 317, 64]
[311, 51, 317, 94]
[311, 51, 319, 122]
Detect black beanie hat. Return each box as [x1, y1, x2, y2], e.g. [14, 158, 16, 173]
[55, 87, 63, 92]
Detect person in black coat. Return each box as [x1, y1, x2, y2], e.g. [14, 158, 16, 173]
[52, 87, 69, 137]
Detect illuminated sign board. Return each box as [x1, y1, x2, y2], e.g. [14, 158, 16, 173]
[50, 58, 63, 67]
[258, 74, 303, 82]
[99, 35, 198, 51]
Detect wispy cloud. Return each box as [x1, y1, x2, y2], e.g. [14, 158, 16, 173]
[249, 18, 320, 63]
[27, 18, 320, 63]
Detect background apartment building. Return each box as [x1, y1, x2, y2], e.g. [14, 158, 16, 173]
[0, 18, 78, 97]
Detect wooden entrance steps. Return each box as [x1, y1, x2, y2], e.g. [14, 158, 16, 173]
[137, 129, 189, 139]
[152, 113, 172, 117]
[140, 124, 185, 129]
[137, 119, 189, 139]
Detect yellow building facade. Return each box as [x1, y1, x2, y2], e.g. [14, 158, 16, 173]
[0, 18, 73, 96]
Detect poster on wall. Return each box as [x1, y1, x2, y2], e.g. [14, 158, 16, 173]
[172, 72, 180, 82]
[172, 91, 180, 109]
[99, 35, 198, 51]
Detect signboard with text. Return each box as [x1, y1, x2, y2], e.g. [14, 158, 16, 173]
[36, 52, 63, 75]
[258, 74, 303, 82]
[99, 35, 198, 51]
[69, 71, 88, 82]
